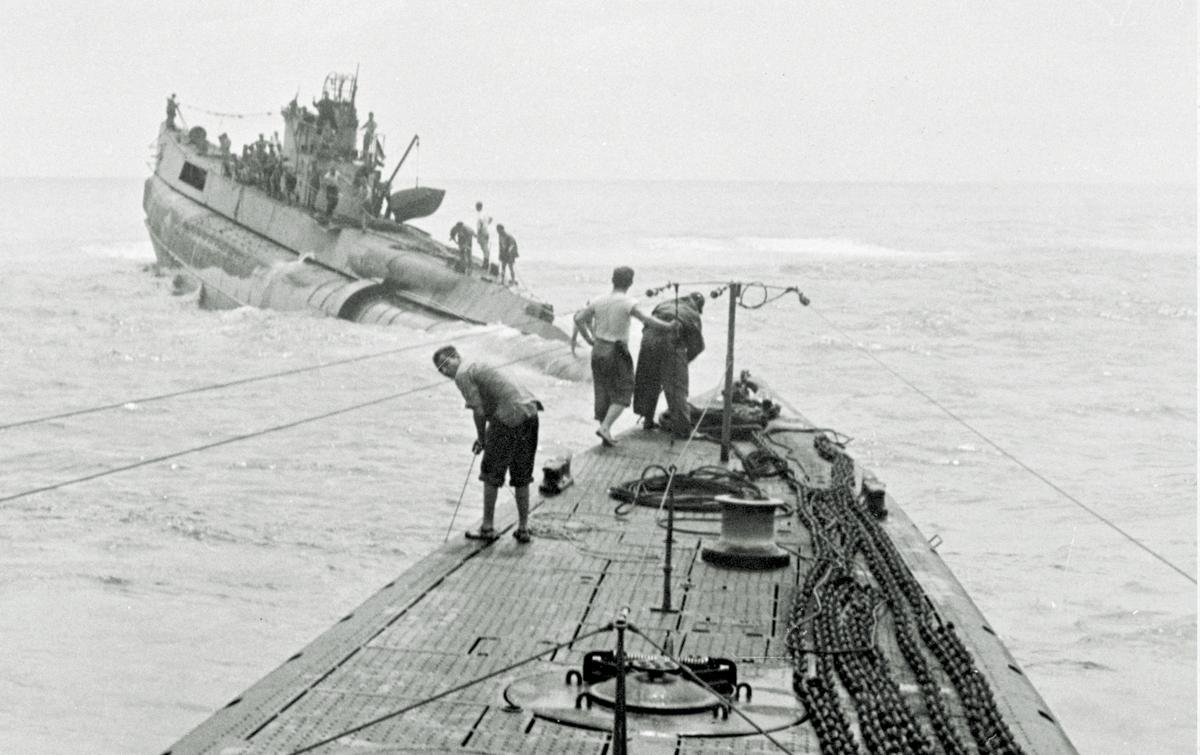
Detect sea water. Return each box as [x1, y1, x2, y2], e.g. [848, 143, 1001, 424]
[0, 177, 1194, 754]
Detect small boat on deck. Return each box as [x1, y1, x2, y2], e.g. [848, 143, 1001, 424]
[384, 185, 446, 223]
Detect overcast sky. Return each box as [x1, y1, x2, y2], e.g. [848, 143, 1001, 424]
[1, 1, 1194, 182]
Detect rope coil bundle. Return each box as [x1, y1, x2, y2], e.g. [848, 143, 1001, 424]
[608, 465, 764, 513]
[686, 398, 781, 441]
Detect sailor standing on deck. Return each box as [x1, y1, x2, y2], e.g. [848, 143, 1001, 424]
[496, 224, 519, 285]
[633, 292, 706, 437]
[360, 112, 376, 161]
[306, 162, 321, 208]
[218, 133, 232, 176]
[434, 346, 541, 544]
[573, 266, 679, 446]
[475, 201, 493, 271]
[165, 94, 180, 130]
[356, 180, 371, 230]
[322, 167, 340, 219]
[450, 221, 475, 273]
[314, 93, 337, 132]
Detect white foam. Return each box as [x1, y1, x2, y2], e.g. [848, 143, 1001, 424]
[79, 240, 156, 261]
[734, 236, 915, 257]
[637, 236, 733, 256]
[626, 235, 923, 262]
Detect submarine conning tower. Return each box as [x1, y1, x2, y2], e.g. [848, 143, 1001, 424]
[144, 73, 568, 341]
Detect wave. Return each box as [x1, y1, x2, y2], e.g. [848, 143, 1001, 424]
[1028, 657, 1116, 672]
[426, 322, 589, 382]
[637, 236, 734, 256]
[1070, 401, 1196, 420]
[631, 235, 925, 261]
[1098, 303, 1197, 322]
[733, 236, 922, 258]
[1153, 303, 1197, 320]
[79, 240, 156, 261]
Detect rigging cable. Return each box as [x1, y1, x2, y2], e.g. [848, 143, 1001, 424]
[182, 101, 277, 119]
[0, 326, 506, 432]
[288, 624, 615, 754]
[807, 305, 1196, 585]
[616, 374, 731, 608]
[562, 406, 805, 755]
[0, 344, 566, 506]
[628, 625, 798, 755]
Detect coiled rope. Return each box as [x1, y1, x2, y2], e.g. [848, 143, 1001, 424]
[609, 464, 764, 513]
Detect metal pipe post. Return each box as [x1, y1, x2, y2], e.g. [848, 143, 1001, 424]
[612, 614, 629, 755]
[660, 467, 676, 612]
[720, 282, 740, 462]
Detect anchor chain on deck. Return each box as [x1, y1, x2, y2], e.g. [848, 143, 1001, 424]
[785, 441, 1027, 755]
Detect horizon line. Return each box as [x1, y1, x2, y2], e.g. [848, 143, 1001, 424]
[0, 175, 1194, 188]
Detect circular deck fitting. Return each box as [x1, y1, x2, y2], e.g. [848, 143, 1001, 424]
[588, 669, 720, 715]
[629, 655, 680, 675]
[700, 496, 790, 570]
[504, 668, 807, 738]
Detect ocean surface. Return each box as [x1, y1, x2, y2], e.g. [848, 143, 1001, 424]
[0, 177, 1194, 754]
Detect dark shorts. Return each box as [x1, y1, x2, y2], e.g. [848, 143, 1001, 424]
[480, 414, 539, 488]
[591, 340, 634, 421]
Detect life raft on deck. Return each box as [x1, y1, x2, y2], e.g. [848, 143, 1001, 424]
[385, 186, 445, 223]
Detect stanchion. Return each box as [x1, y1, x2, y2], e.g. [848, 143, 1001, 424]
[612, 611, 629, 755]
[720, 282, 741, 463]
[651, 466, 680, 615]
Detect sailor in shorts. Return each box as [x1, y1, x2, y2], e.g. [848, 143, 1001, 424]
[572, 266, 678, 446]
[434, 345, 541, 543]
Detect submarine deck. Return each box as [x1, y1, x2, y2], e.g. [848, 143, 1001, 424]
[163, 396, 1078, 755]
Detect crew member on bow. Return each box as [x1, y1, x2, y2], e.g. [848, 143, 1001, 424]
[433, 345, 542, 544]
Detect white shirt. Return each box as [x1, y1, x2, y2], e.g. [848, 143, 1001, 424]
[579, 292, 638, 343]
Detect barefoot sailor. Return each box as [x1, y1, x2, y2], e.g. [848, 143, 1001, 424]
[572, 266, 678, 447]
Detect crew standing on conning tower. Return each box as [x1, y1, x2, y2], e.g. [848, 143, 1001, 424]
[360, 112, 377, 161]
